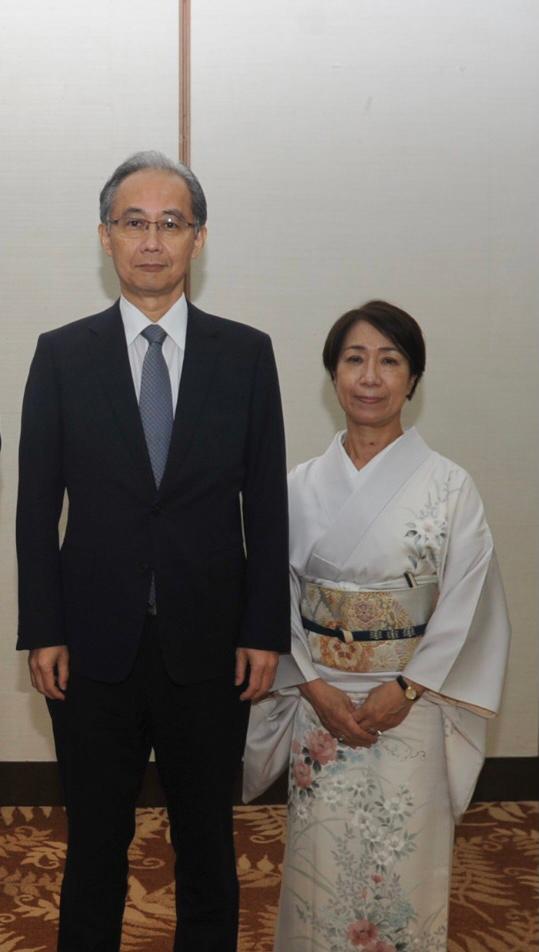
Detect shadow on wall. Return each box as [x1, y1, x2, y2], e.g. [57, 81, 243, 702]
[98, 252, 120, 302]
[189, 257, 207, 302]
[402, 384, 424, 429]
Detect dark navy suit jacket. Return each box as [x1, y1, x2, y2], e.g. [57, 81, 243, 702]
[17, 300, 290, 683]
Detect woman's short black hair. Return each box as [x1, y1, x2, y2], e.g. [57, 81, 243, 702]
[322, 300, 426, 399]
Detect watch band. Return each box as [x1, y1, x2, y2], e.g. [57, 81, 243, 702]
[396, 674, 418, 701]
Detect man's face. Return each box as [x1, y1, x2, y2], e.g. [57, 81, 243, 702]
[99, 169, 206, 305]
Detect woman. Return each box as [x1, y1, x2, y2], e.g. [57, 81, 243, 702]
[244, 301, 511, 952]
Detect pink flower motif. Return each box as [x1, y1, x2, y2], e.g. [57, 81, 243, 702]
[305, 729, 338, 765]
[371, 874, 383, 884]
[293, 760, 312, 789]
[346, 919, 379, 946]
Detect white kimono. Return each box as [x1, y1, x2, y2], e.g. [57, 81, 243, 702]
[244, 428, 510, 952]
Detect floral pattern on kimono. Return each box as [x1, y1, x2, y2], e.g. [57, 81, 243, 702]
[402, 476, 459, 574]
[281, 699, 450, 952]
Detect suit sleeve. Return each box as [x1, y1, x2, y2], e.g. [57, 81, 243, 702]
[16, 333, 66, 649]
[239, 334, 290, 652]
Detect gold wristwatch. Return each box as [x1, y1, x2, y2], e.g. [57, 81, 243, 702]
[396, 675, 419, 702]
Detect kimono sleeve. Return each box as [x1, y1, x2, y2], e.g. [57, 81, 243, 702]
[403, 473, 511, 717]
[271, 566, 320, 691]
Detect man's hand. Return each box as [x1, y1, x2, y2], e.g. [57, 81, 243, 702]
[28, 646, 70, 700]
[354, 681, 420, 734]
[235, 648, 280, 702]
[299, 679, 377, 748]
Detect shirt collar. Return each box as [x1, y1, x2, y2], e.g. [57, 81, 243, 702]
[119, 294, 188, 349]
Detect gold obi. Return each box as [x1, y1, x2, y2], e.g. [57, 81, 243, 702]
[301, 577, 438, 673]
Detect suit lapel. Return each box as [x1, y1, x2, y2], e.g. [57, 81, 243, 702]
[89, 302, 155, 493]
[158, 302, 220, 498]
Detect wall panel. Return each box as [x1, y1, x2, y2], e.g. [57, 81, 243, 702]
[0, 0, 180, 759]
[190, 0, 539, 757]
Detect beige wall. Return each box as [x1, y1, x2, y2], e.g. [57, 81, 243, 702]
[0, 0, 180, 759]
[1, 1, 537, 761]
[190, 0, 539, 757]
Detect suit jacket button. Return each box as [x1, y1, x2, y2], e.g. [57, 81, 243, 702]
[152, 505, 161, 517]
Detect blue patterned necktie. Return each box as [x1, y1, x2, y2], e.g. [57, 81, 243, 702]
[139, 324, 174, 612]
[139, 324, 174, 489]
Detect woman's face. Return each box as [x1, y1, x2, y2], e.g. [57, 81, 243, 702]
[334, 320, 416, 431]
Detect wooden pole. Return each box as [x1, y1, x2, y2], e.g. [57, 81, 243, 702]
[180, 0, 191, 295]
[180, 0, 191, 166]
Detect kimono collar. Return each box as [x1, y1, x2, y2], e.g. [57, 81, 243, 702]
[307, 427, 431, 579]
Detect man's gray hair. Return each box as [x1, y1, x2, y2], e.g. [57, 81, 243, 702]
[99, 151, 207, 232]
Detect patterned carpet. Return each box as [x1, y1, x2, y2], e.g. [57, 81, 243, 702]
[0, 802, 537, 951]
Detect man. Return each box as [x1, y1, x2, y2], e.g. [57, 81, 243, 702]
[16, 151, 290, 952]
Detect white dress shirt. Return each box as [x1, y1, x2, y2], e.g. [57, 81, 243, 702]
[119, 294, 188, 415]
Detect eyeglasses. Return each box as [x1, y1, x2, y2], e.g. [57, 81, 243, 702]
[108, 213, 197, 239]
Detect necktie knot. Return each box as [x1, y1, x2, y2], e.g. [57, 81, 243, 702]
[142, 324, 167, 346]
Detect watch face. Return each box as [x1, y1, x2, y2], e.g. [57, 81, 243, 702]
[405, 685, 418, 701]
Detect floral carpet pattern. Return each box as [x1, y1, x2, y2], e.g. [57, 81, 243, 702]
[0, 802, 537, 952]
